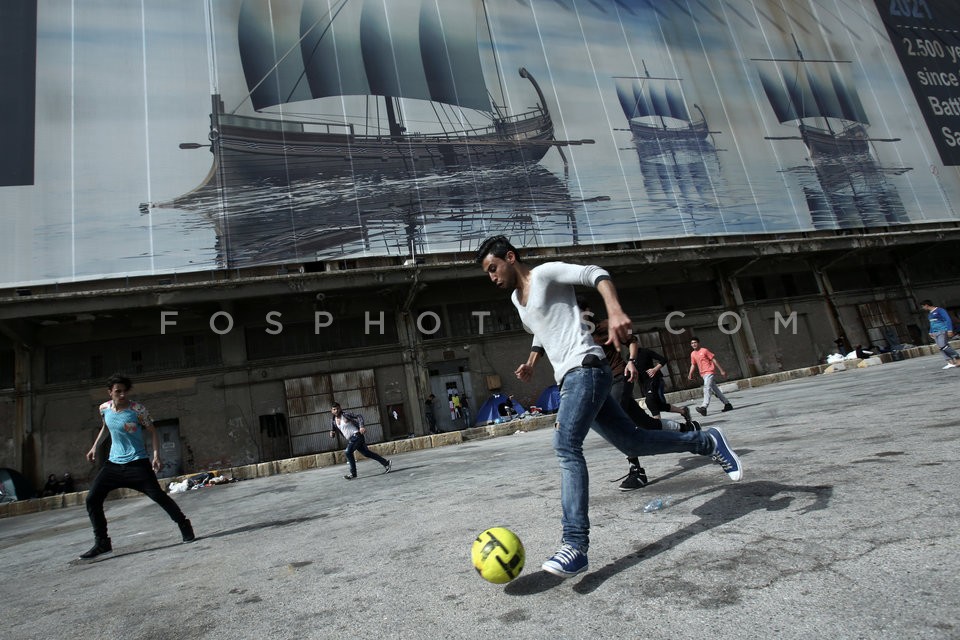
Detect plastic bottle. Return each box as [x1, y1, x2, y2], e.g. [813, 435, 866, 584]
[643, 497, 672, 513]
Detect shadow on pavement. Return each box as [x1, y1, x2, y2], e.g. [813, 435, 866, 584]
[202, 514, 330, 539]
[504, 480, 832, 596]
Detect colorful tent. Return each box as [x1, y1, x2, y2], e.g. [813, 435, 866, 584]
[0, 468, 36, 502]
[535, 384, 561, 413]
[474, 393, 526, 426]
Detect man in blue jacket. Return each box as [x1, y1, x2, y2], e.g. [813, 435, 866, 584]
[921, 300, 960, 369]
[329, 402, 392, 479]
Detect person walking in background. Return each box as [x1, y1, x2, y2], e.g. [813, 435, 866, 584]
[688, 337, 734, 416]
[634, 345, 692, 425]
[424, 394, 439, 434]
[920, 300, 960, 369]
[80, 373, 194, 559]
[329, 402, 392, 479]
[476, 235, 742, 578]
[587, 314, 697, 492]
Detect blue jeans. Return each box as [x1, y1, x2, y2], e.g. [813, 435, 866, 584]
[934, 332, 959, 361]
[554, 364, 714, 553]
[345, 433, 389, 477]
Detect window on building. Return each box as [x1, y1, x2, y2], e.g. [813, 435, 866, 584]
[414, 305, 447, 339]
[245, 313, 399, 360]
[45, 333, 222, 384]
[828, 265, 899, 291]
[0, 348, 14, 388]
[857, 301, 910, 350]
[444, 300, 524, 338]
[738, 272, 818, 301]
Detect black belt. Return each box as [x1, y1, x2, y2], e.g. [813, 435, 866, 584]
[581, 354, 605, 369]
[560, 354, 607, 391]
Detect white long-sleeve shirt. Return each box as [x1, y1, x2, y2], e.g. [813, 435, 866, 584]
[510, 262, 609, 385]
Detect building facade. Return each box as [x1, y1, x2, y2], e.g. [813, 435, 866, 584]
[3, 226, 960, 488]
[2, 0, 960, 488]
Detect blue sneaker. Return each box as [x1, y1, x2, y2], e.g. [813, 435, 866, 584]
[541, 544, 588, 578]
[706, 427, 742, 481]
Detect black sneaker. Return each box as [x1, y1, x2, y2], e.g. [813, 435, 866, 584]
[179, 519, 195, 543]
[722, 403, 734, 412]
[343, 474, 356, 480]
[617, 465, 648, 491]
[680, 419, 702, 433]
[383, 461, 392, 474]
[680, 406, 692, 425]
[696, 406, 707, 416]
[79, 537, 112, 559]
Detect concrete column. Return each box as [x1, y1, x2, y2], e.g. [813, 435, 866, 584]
[215, 302, 261, 463]
[810, 266, 847, 349]
[892, 252, 922, 327]
[14, 342, 33, 482]
[718, 269, 762, 377]
[396, 309, 427, 437]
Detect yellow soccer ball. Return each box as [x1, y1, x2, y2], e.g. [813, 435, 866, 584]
[471, 527, 525, 584]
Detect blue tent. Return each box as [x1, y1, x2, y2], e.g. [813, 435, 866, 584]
[475, 393, 526, 426]
[535, 384, 561, 413]
[0, 468, 35, 503]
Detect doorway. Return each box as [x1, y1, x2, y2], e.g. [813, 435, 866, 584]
[427, 360, 473, 431]
[146, 418, 182, 479]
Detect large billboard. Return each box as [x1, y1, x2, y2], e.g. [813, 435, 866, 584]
[2, 0, 959, 287]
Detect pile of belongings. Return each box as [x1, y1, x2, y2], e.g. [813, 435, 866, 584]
[168, 470, 235, 494]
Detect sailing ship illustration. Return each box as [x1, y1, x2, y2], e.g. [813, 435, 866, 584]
[614, 64, 712, 147]
[613, 64, 727, 234]
[163, 164, 578, 268]
[175, 0, 589, 194]
[148, 0, 590, 268]
[753, 36, 910, 228]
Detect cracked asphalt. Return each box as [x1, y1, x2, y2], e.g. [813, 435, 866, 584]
[2, 354, 958, 639]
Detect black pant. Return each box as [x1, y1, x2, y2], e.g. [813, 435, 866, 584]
[86, 458, 187, 539]
[612, 375, 662, 430]
[643, 376, 670, 415]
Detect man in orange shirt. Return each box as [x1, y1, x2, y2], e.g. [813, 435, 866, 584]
[687, 337, 733, 416]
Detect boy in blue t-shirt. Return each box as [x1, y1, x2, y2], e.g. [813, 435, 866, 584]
[921, 300, 960, 369]
[80, 374, 195, 559]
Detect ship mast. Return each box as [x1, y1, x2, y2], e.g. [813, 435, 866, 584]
[790, 33, 834, 136]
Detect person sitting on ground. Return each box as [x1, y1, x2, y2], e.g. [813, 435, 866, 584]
[41, 474, 60, 497]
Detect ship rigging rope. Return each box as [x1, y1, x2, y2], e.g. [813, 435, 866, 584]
[232, 0, 349, 114]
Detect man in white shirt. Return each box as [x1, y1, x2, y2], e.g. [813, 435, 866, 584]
[476, 235, 742, 578]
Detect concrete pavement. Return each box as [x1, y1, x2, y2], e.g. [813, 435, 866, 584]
[2, 352, 959, 639]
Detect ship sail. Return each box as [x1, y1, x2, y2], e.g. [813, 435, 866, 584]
[758, 63, 869, 126]
[615, 78, 691, 124]
[239, 0, 491, 113]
